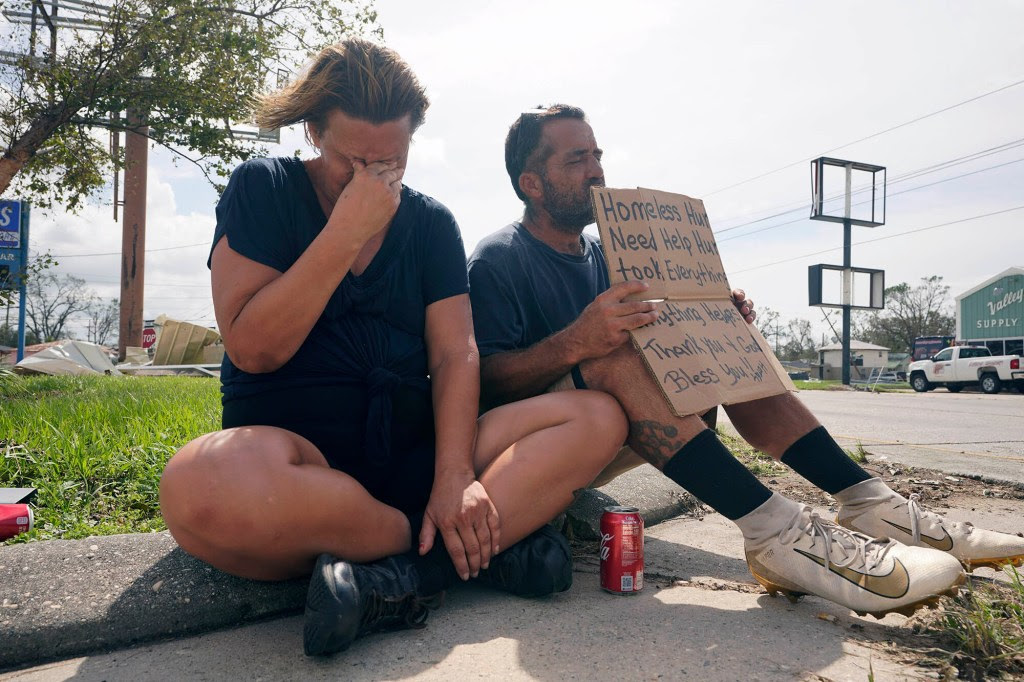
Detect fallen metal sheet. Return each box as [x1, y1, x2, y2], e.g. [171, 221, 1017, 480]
[14, 340, 121, 376]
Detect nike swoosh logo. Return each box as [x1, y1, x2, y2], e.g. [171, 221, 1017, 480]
[794, 549, 910, 599]
[882, 520, 955, 552]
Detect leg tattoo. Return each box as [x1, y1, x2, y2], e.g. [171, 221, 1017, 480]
[628, 420, 688, 469]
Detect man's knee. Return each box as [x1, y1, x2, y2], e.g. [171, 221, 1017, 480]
[579, 343, 644, 388]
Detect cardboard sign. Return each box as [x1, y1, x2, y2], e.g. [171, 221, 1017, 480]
[593, 186, 794, 416]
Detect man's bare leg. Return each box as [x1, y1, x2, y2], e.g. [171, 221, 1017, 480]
[579, 344, 870, 495]
[722, 392, 820, 459]
[579, 344, 706, 468]
[574, 343, 968, 618]
[577, 344, 777, 523]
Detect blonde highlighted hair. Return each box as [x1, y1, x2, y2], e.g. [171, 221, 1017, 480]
[256, 38, 429, 136]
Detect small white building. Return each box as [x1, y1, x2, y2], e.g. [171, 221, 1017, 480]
[817, 340, 890, 380]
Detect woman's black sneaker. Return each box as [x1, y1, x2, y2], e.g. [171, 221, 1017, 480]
[303, 553, 441, 656]
[474, 525, 573, 597]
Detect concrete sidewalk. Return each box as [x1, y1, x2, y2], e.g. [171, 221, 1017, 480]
[3, 512, 951, 681]
[2, 463, 1019, 680]
[0, 466, 698, 672]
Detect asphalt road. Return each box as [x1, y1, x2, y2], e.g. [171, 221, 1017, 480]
[720, 388, 1024, 486]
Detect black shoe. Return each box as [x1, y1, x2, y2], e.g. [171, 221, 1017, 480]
[474, 525, 573, 597]
[303, 553, 441, 657]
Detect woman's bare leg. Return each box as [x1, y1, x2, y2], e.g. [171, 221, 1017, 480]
[578, 344, 708, 467]
[471, 389, 627, 547]
[160, 425, 411, 581]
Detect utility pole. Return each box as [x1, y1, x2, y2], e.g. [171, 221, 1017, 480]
[118, 108, 147, 360]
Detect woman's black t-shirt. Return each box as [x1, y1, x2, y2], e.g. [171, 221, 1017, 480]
[209, 157, 468, 495]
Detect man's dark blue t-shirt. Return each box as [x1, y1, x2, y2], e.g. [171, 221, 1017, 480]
[467, 222, 609, 357]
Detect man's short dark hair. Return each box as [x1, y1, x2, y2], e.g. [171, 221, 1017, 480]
[504, 104, 587, 203]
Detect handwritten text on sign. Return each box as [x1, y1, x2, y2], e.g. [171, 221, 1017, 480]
[594, 188, 728, 301]
[593, 186, 791, 415]
[632, 299, 782, 407]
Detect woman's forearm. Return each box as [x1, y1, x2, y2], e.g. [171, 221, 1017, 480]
[216, 232, 362, 372]
[430, 347, 481, 477]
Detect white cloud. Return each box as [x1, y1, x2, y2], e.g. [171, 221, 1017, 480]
[31, 162, 216, 329]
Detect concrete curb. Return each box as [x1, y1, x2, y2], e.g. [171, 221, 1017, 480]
[567, 464, 701, 539]
[0, 465, 687, 671]
[0, 533, 306, 670]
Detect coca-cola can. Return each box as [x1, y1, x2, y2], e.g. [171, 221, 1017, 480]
[0, 503, 34, 541]
[600, 505, 644, 595]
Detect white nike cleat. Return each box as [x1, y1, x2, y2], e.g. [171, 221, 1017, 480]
[744, 500, 965, 618]
[836, 478, 1024, 571]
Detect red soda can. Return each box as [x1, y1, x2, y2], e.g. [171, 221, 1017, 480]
[600, 505, 644, 595]
[0, 503, 34, 541]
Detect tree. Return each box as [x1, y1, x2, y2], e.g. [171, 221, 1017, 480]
[1, 252, 55, 308]
[1, 0, 379, 209]
[779, 318, 817, 361]
[756, 307, 818, 361]
[755, 305, 782, 354]
[85, 297, 119, 346]
[24, 271, 93, 341]
[852, 276, 955, 353]
[0, 322, 39, 347]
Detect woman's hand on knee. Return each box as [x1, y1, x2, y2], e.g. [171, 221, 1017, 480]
[420, 471, 500, 581]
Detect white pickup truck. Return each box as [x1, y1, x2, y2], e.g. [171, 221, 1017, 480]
[907, 346, 1023, 394]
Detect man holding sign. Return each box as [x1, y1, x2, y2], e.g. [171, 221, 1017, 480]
[468, 104, 1023, 618]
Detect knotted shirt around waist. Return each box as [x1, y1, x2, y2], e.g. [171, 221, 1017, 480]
[220, 315, 435, 471]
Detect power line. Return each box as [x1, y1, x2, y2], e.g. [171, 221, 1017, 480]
[701, 76, 1024, 198]
[51, 242, 208, 258]
[64, 275, 210, 288]
[717, 154, 1024, 244]
[714, 136, 1024, 236]
[730, 204, 1024, 274]
[144, 296, 214, 301]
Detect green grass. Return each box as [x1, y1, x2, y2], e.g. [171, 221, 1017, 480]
[846, 442, 869, 464]
[933, 567, 1024, 679]
[793, 379, 911, 393]
[793, 380, 844, 390]
[717, 428, 787, 477]
[864, 382, 911, 393]
[1, 373, 220, 543]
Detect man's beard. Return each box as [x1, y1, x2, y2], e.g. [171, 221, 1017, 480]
[541, 176, 603, 233]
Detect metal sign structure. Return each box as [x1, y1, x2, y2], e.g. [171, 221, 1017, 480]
[808, 264, 885, 310]
[808, 157, 887, 385]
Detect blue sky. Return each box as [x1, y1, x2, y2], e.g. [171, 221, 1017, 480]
[23, 0, 1024, 340]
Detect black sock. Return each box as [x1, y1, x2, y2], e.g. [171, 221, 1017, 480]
[405, 542, 461, 595]
[780, 426, 871, 495]
[403, 511, 461, 594]
[661, 429, 773, 520]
